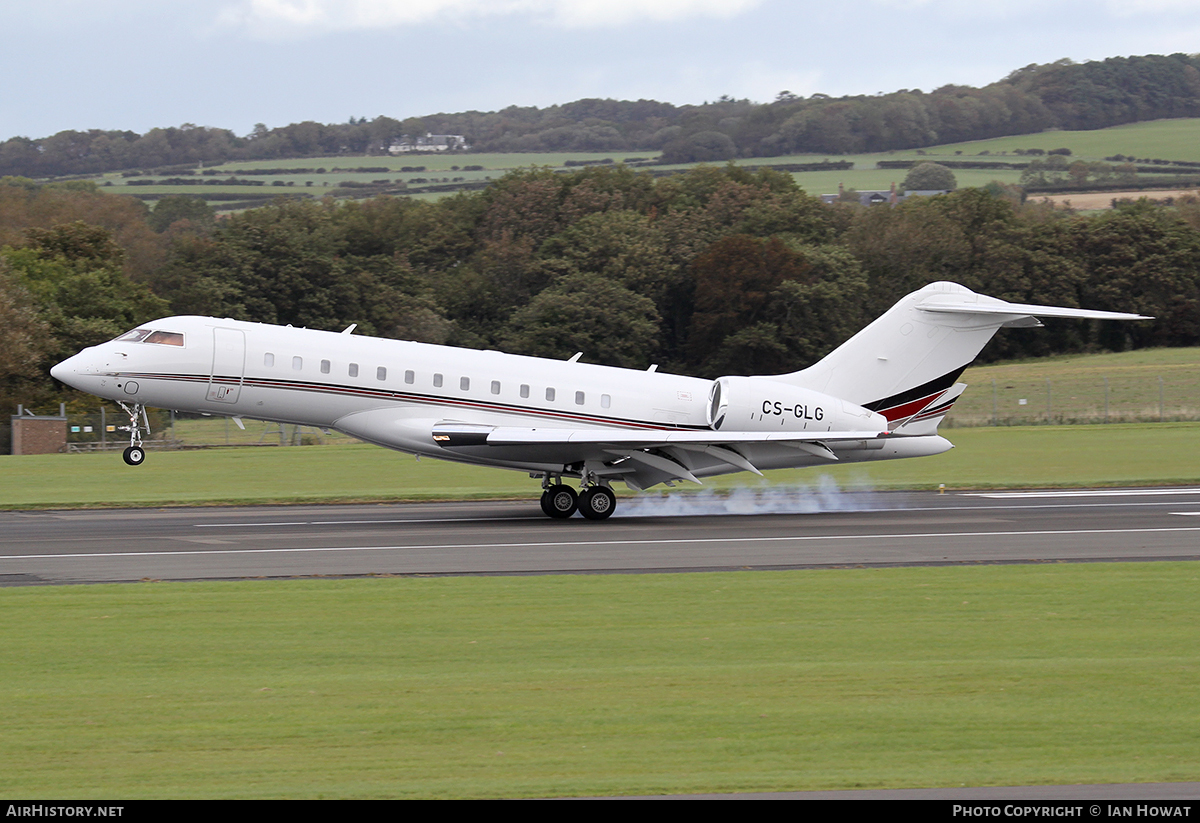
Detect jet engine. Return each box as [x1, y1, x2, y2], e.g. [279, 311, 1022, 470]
[707, 376, 887, 433]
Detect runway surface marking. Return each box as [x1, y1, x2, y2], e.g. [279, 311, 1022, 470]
[7, 526, 1200, 561]
[188, 500, 1200, 528]
[966, 488, 1200, 498]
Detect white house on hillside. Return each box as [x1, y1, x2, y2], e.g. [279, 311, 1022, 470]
[390, 133, 470, 153]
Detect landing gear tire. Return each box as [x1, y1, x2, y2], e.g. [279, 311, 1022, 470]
[122, 446, 146, 466]
[579, 486, 616, 520]
[540, 484, 578, 519]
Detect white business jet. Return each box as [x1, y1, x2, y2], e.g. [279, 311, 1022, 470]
[50, 281, 1147, 520]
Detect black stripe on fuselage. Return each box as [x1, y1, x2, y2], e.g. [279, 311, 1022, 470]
[124, 371, 709, 432]
[863, 366, 967, 414]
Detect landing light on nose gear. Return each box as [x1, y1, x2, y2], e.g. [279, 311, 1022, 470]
[118, 401, 149, 466]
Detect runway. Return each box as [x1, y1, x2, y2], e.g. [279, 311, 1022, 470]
[4, 487, 1200, 585]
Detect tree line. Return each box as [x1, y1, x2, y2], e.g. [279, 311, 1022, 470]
[4, 54, 1200, 180]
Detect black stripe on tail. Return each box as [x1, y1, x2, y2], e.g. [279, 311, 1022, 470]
[863, 366, 967, 421]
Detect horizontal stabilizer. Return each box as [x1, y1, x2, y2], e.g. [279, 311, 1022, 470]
[917, 297, 1151, 322]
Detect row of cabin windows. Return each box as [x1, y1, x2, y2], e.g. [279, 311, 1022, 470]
[262, 352, 611, 408]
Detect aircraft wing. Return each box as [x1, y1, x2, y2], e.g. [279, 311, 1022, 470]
[431, 423, 891, 489]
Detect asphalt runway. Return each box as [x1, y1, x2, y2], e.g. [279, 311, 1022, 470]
[4, 486, 1200, 585]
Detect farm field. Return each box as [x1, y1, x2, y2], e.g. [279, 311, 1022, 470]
[1033, 188, 1200, 210]
[2, 563, 1197, 798]
[917, 118, 1200, 164]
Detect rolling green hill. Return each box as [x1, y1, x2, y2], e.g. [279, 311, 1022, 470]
[86, 118, 1200, 209]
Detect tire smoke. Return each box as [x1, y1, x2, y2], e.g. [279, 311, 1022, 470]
[616, 475, 888, 518]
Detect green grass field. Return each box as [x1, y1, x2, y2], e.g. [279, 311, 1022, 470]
[4, 422, 1199, 509]
[3, 564, 1197, 798]
[922, 118, 1200, 164]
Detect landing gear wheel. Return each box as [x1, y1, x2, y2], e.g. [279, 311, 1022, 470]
[122, 446, 146, 466]
[540, 484, 578, 519]
[579, 486, 616, 520]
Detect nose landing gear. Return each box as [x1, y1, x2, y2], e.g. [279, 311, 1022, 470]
[118, 401, 149, 466]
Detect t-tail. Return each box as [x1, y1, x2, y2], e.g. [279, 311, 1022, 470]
[776, 281, 1150, 435]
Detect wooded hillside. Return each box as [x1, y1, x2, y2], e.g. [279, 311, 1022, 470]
[4, 54, 1199, 179]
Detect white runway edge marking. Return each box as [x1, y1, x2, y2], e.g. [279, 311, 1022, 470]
[965, 488, 1200, 499]
[7, 527, 1200, 561]
[1172, 512, 1200, 516]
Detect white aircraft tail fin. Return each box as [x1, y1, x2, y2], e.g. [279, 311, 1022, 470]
[778, 281, 1148, 430]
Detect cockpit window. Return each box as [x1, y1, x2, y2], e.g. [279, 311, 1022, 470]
[113, 329, 185, 346]
[145, 331, 185, 346]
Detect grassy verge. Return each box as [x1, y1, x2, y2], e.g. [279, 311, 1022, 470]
[2, 565, 1197, 798]
[3, 422, 1199, 509]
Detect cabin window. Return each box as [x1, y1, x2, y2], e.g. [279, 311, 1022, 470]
[546, 387, 556, 402]
[404, 370, 414, 384]
[145, 331, 184, 346]
[520, 384, 530, 399]
[575, 391, 585, 406]
[377, 366, 387, 381]
[264, 353, 275, 367]
[320, 359, 331, 375]
[601, 394, 611, 409]
[491, 380, 501, 395]
[349, 363, 359, 377]
[433, 373, 443, 388]
[460, 376, 470, 391]
[292, 356, 303, 370]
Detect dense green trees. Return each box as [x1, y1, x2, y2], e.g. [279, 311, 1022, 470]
[903, 162, 957, 191]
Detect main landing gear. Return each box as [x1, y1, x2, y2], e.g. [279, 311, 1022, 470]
[118, 401, 149, 466]
[538, 475, 617, 521]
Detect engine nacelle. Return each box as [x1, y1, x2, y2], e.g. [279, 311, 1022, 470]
[707, 376, 887, 433]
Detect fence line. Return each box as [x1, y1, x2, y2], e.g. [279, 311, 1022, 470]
[945, 373, 1197, 427]
[64, 410, 348, 450]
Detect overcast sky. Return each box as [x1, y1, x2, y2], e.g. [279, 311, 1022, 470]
[3, 0, 1199, 140]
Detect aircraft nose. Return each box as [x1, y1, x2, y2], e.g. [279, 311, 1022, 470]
[50, 353, 86, 388]
[50, 358, 72, 383]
